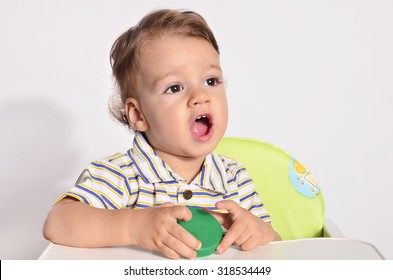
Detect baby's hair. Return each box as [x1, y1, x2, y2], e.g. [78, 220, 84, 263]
[109, 9, 220, 127]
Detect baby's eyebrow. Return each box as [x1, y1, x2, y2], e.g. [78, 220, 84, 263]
[208, 64, 223, 73]
[152, 63, 223, 87]
[152, 69, 178, 88]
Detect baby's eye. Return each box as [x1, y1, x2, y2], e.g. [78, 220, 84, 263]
[164, 84, 184, 94]
[205, 77, 221, 87]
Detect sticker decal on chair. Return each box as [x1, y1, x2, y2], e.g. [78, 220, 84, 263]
[289, 159, 320, 198]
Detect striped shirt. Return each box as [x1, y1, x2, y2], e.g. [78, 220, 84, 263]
[60, 132, 271, 222]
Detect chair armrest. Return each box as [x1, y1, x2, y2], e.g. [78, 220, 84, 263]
[323, 218, 345, 238]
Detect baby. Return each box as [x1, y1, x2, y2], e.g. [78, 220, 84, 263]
[43, 9, 280, 259]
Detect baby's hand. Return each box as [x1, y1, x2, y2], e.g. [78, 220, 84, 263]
[208, 200, 278, 254]
[128, 203, 201, 259]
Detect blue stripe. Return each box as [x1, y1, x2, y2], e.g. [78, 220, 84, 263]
[163, 181, 179, 185]
[223, 192, 238, 199]
[139, 188, 155, 196]
[127, 150, 150, 183]
[227, 167, 246, 184]
[129, 174, 176, 185]
[240, 191, 257, 202]
[160, 160, 178, 181]
[75, 185, 108, 209]
[238, 178, 253, 188]
[135, 203, 149, 209]
[209, 177, 216, 191]
[227, 179, 235, 184]
[186, 205, 217, 211]
[90, 162, 130, 196]
[204, 206, 219, 211]
[211, 155, 225, 191]
[119, 162, 135, 169]
[248, 203, 265, 211]
[67, 192, 89, 205]
[101, 195, 118, 209]
[156, 189, 178, 199]
[259, 215, 271, 220]
[199, 166, 205, 186]
[129, 190, 139, 196]
[134, 139, 163, 181]
[86, 168, 123, 197]
[183, 191, 222, 198]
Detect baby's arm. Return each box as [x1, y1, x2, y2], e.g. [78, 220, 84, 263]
[208, 200, 281, 254]
[43, 198, 201, 259]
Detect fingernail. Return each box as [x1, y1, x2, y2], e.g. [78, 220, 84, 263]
[196, 241, 202, 250]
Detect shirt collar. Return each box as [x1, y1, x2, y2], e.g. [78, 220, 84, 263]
[128, 132, 228, 194]
[128, 132, 179, 183]
[192, 153, 229, 194]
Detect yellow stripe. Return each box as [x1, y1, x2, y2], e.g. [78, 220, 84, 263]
[135, 137, 160, 180]
[187, 193, 226, 201]
[155, 199, 176, 205]
[104, 152, 125, 162]
[134, 140, 162, 182]
[79, 182, 121, 209]
[179, 202, 218, 208]
[54, 193, 94, 205]
[145, 142, 170, 180]
[128, 178, 138, 184]
[133, 200, 155, 208]
[112, 156, 133, 167]
[227, 167, 247, 182]
[62, 192, 96, 208]
[89, 172, 123, 199]
[203, 167, 209, 187]
[138, 193, 155, 199]
[237, 180, 253, 192]
[92, 163, 125, 181]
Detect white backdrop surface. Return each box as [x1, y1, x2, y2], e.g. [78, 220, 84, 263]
[1, 0, 392, 259]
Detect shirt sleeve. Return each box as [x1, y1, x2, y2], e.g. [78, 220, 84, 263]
[57, 160, 133, 209]
[230, 161, 272, 223]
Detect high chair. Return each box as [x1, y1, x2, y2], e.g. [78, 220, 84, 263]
[216, 137, 343, 240]
[40, 138, 385, 260]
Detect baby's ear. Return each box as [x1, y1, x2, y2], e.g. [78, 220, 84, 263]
[125, 98, 148, 131]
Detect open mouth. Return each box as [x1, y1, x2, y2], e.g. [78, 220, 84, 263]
[191, 114, 212, 137]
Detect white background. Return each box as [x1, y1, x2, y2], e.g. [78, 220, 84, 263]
[1, 0, 392, 259]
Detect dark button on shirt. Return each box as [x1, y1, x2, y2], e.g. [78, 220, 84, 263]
[183, 190, 193, 200]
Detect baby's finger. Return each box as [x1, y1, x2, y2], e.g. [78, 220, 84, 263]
[234, 229, 250, 247]
[201, 207, 226, 225]
[160, 202, 176, 207]
[216, 233, 235, 254]
[239, 235, 258, 251]
[216, 222, 244, 254]
[163, 233, 198, 259]
[157, 241, 181, 259]
[166, 205, 192, 222]
[170, 222, 202, 251]
[215, 200, 243, 215]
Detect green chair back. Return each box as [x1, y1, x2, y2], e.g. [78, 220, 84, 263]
[216, 137, 325, 240]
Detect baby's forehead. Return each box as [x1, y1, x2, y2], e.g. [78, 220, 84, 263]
[139, 35, 219, 64]
[140, 34, 216, 57]
[135, 35, 221, 86]
[142, 32, 203, 48]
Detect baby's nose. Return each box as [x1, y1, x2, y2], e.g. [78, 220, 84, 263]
[188, 88, 211, 106]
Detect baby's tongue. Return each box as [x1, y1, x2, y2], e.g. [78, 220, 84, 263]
[191, 120, 209, 136]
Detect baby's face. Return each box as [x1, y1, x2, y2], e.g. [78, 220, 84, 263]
[134, 35, 228, 163]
